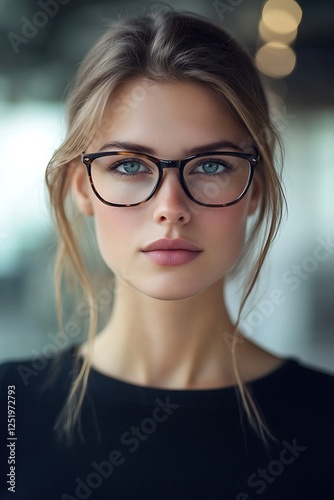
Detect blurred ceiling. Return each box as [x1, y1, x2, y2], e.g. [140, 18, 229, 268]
[0, 0, 333, 107]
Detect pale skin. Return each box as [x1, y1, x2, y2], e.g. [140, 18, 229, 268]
[72, 79, 284, 389]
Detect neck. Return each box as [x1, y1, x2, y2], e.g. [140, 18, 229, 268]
[86, 278, 244, 389]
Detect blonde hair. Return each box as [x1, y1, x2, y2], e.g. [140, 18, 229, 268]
[45, 9, 285, 446]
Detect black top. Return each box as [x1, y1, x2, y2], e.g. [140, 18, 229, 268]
[0, 345, 333, 499]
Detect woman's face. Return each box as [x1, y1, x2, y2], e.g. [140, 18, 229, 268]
[73, 79, 260, 300]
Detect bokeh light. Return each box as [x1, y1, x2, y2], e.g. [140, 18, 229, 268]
[256, 42, 296, 78]
[262, 0, 302, 34]
[259, 18, 298, 44]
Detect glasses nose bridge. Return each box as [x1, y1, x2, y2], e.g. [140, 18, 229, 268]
[159, 159, 182, 171]
[155, 158, 187, 198]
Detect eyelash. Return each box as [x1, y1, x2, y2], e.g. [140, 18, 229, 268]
[107, 159, 235, 176]
[191, 160, 235, 175]
[107, 160, 152, 176]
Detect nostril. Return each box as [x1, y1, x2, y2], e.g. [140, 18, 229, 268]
[158, 213, 187, 223]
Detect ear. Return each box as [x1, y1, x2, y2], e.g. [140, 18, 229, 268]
[70, 161, 94, 216]
[247, 174, 261, 216]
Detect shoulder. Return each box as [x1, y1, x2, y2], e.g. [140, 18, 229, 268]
[279, 358, 334, 392]
[254, 357, 334, 424]
[244, 341, 334, 405]
[0, 346, 77, 402]
[292, 359, 333, 406]
[255, 354, 334, 390]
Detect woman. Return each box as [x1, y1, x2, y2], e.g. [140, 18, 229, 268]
[0, 8, 333, 500]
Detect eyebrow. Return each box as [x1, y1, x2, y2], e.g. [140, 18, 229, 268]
[98, 140, 247, 156]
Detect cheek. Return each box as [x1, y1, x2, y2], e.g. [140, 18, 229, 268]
[203, 201, 249, 263]
[93, 206, 122, 265]
[92, 204, 140, 269]
[205, 199, 248, 236]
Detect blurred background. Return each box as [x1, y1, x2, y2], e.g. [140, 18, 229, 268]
[0, 0, 333, 372]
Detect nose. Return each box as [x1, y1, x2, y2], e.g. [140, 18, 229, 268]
[152, 169, 192, 225]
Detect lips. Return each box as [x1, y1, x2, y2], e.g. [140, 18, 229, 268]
[142, 238, 201, 252]
[141, 239, 202, 266]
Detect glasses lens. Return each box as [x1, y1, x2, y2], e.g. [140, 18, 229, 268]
[183, 154, 251, 205]
[90, 154, 159, 205]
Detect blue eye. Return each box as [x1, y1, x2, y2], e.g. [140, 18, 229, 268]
[194, 161, 230, 175]
[115, 160, 147, 174]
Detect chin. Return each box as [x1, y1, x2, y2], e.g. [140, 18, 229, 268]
[129, 276, 222, 302]
[143, 290, 201, 301]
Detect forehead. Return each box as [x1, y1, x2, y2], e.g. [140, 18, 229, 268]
[93, 78, 249, 156]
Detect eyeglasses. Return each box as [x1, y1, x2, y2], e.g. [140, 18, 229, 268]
[81, 150, 259, 208]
